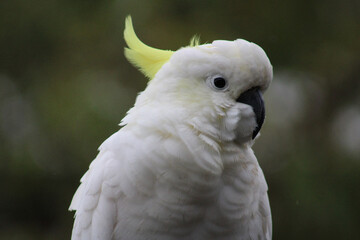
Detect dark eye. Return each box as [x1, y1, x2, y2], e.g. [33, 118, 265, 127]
[208, 75, 228, 91]
[213, 77, 227, 89]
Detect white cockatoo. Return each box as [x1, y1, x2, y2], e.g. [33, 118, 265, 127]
[69, 16, 273, 240]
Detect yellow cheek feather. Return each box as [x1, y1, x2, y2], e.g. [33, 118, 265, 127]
[124, 16, 174, 80]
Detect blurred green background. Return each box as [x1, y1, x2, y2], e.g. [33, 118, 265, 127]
[1, 0, 359, 239]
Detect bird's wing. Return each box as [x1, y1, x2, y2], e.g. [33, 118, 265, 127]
[69, 129, 139, 240]
[261, 193, 272, 240]
[243, 166, 272, 240]
[69, 148, 120, 240]
[69, 126, 167, 240]
[245, 191, 272, 240]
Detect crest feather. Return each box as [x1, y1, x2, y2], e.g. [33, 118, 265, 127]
[189, 35, 201, 47]
[124, 16, 174, 79]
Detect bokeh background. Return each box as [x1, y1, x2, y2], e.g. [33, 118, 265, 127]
[1, 0, 359, 239]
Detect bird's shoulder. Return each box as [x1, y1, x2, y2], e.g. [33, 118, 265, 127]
[69, 127, 188, 239]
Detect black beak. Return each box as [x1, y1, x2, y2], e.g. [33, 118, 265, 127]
[236, 87, 265, 139]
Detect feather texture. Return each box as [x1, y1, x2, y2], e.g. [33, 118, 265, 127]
[124, 16, 174, 79]
[70, 16, 273, 240]
[70, 112, 272, 239]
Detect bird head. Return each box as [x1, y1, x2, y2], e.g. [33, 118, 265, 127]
[123, 16, 272, 145]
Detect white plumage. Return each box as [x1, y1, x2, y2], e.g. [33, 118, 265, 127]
[70, 17, 273, 240]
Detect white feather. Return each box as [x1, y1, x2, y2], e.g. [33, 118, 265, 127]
[70, 37, 273, 240]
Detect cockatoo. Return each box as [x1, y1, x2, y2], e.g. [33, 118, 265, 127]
[69, 16, 273, 240]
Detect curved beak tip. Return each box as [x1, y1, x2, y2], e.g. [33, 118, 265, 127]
[236, 87, 265, 139]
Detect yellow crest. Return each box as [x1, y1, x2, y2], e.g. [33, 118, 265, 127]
[124, 16, 174, 79]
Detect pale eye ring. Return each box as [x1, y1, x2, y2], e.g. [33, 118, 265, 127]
[207, 75, 229, 91]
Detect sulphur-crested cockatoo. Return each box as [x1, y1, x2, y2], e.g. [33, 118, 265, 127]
[69, 16, 273, 240]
